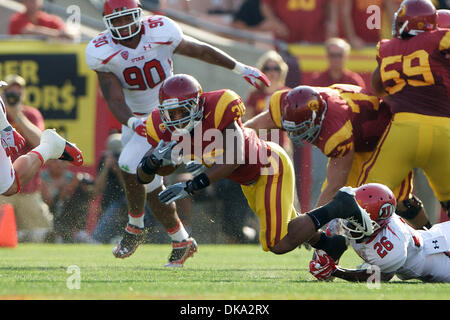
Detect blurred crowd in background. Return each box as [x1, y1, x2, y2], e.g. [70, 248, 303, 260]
[0, 0, 448, 245]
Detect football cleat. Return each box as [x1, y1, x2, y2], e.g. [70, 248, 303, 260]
[59, 141, 84, 166]
[113, 224, 146, 259]
[164, 237, 198, 267]
[334, 187, 374, 239]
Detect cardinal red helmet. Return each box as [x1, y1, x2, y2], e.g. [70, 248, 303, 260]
[103, 0, 143, 40]
[281, 86, 327, 145]
[341, 183, 397, 239]
[159, 74, 203, 133]
[437, 9, 450, 28]
[392, 0, 437, 39]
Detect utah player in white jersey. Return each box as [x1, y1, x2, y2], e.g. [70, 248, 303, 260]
[309, 183, 450, 283]
[0, 83, 84, 196]
[85, 0, 270, 266]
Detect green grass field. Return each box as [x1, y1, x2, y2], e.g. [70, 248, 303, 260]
[0, 243, 448, 300]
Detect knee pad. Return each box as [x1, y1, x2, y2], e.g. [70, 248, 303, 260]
[397, 195, 423, 220]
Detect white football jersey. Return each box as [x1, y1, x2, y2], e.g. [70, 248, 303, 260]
[85, 15, 183, 114]
[0, 96, 15, 195]
[350, 215, 413, 274]
[350, 215, 450, 282]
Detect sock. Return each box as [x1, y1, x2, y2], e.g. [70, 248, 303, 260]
[31, 143, 55, 164]
[312, 232, 348, 261]
[166, 219, 189, 242]
[307, 191, 358, 230]
[306, 204, 336, 231]
[128, 211, 145, 229]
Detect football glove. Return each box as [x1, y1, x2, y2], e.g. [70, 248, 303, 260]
[152, 140, 182, 167]
[127, 117, 147, 137]
[158, 181, 193, 205]
[233, 62, 271, 89]
[185, 160, 206, 176]
[1, 126, 26, 157]
[309, 249, 337, 281]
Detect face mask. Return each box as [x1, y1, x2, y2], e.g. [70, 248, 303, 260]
[4, 91, 21, 106]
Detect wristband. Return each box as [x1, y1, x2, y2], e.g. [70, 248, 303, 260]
[232, 62, 246, 74]
[127, 117, 137, 130]
[191, 173, 210, 191]
[139, 155, 159, 175]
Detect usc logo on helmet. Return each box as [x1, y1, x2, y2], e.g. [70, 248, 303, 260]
[307, 99, 319, 112]
[159, 123, 166, 132]
[398, 5, 406, 17]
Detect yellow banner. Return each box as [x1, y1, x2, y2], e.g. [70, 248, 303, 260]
[0, 40, 97, 165]
[288, 44, 378, 73]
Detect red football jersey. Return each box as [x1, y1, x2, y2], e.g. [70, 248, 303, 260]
[146, 89, 270, 185]
[269, 84, 392, 157]
[376, 29, 450, 117]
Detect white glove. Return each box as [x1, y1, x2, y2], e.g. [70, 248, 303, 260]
[233, 62, 271, 89]
[127, 117, 147, 137]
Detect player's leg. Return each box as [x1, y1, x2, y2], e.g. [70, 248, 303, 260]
[357, 117, 416, 192]
[240, 142, 297, 252]
[146, 178, 197, 267]
[419, 116, 450, 219]
[2, 128, 81, 196]
[113, 128, 151, 258]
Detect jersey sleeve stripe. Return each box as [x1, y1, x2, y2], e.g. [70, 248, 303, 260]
[323, 120, 353, 156]
[439, 30, 450, 52]
[269, 90, 288, 129]
[146, 114, 161, 145]
[214, 90, 241, 128]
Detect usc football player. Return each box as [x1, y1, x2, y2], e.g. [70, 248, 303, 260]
[244, 84, 433, 229]
[136, 74, 376, 261]
[85, 0, 270, 264]
[363, 0, 450, 218]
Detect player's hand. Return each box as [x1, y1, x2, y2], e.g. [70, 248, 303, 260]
[185, 160, 206, 176]
[1, 126, 26, 157]
[151, 140, 181, 167]
[309, 249, 337, 281]
[158, 181, 193, 205]
[233, 62, 271, 89]
[128, 117, 147, 137]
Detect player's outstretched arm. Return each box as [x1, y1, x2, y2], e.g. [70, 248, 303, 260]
[158, 121, 242, 205]
[332, 266, 395, 283]
[309, 250, 395, 282]
[243, 110, 278, 133]
[96, 71, 135, 126]
[314, 150, 354, 208]
[175, 36, 270, 89]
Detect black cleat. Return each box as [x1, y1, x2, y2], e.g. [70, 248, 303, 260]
[164, 237, 198, 267]
[113, 224, 146, 259]
[334, 187, 374, 237]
